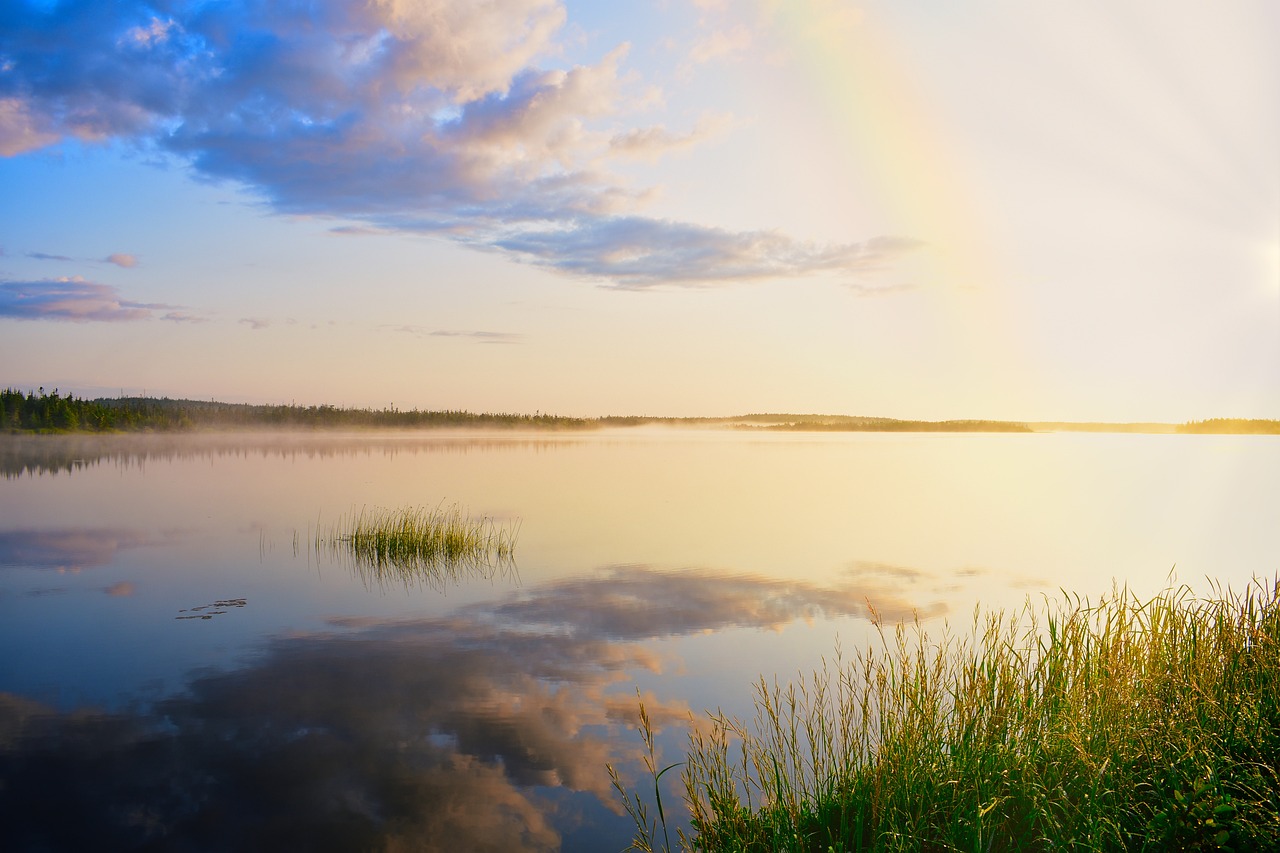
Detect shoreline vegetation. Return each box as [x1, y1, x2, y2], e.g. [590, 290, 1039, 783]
[616, 580, 1280, 851]
[3, 387, 1279, 435]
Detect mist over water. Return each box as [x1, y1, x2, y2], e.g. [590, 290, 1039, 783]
[1, 429, 1276, 849]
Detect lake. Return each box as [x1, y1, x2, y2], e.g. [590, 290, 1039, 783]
[1, 429, 1276, 850]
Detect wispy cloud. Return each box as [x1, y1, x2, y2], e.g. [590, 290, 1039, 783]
[160, 310, 207, 323]
[609, 113, 731, 161]
[495, 218, 925, 288]
[0, 277, 180, 322]
[687, 24, 753, 66]
[0, 96, 62, 155]
[239, 317, 270, 330]
[430, 330, 524, 344]
[0, 0, 918, 287]
[846, 282, 918, 298]
[329, 224, 391, 237]
[26, 250, 140, 267]
[386, 325, 524, 343]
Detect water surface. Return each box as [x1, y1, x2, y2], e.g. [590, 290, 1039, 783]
[1, 429, 1276, 850]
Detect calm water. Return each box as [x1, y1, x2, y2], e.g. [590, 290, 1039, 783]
[1, 429, 1277, 850]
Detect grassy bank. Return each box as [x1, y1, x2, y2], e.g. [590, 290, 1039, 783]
[617, 581, 1280, 851]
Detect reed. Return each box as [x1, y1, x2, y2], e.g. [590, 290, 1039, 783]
[315, 504, 519, 590]
[623, 580, 1280, 851]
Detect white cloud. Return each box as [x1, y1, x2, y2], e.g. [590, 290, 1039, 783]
[0, 98, 61, 156]
[609, 112, 731, 160]
[496, 218, 925, 287]
[430, 329, 524, 344]
[119, 16, 179, 49]
[0, 0, 921, 288]
[0, 277, 178, 322]
[688, 24, 752, 66]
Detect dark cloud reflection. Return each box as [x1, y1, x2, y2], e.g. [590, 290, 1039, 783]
[467, 562, 946, 638]
[0, 528, 171, 572]
[0, 564, 942, 849]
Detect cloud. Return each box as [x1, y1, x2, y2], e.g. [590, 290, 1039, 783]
[24, 250, 140, 268]
[430, 329, 524, 344]
[0, 97, 61, 156]
[0, 0, 916, 287]
[238, 317, 270, 330]
[104, 581, 135, 596]
[21, 250, 139, 267]
[160, 310, 207, 323]
[495, 218, 925, 288]
[687, 25, 753, 66]
[0, 277, 178, 322]
[609, 113, 731, 161]
[846, 282, 918, 298]
[386, 325, 524, 343]
[329, 224, 390, 237]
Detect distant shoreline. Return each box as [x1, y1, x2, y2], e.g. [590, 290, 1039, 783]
[3, 389, 1278, 435]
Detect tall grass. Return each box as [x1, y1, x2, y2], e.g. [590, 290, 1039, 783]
[624, 580, 1280, 851]
[315, 504, 519, 591]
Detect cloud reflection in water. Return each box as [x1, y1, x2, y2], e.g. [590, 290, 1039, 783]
[0, 528, 174, 573]
[0, 563, 945, 850]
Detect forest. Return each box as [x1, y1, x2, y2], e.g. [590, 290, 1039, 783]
[0, 388, 591, 432]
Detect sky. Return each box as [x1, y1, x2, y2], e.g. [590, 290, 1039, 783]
[1, 0, 1277, 421]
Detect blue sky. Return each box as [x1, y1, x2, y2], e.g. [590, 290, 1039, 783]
[2, 0, 1277, 419]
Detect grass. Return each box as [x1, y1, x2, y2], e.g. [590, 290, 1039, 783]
[618, 580, 1280, 851]
[314, 504, 519, 591]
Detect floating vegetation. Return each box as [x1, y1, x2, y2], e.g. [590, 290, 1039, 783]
[314, 504, 519, 592]
[176, 598, 247, 620]
[618, 579, 1280, 852]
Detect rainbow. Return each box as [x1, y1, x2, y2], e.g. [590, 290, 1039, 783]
[767, 1, 1025, 410]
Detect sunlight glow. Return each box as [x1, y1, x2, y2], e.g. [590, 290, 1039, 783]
[1264, 238, 1280, 299]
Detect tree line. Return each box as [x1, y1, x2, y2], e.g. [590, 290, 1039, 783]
[1, 388, 591, 432]
[5, 387, 1278, 435]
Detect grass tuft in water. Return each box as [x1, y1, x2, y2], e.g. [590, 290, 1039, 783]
[316, 504, 519, 591]
[622, 580, 1280, 851]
